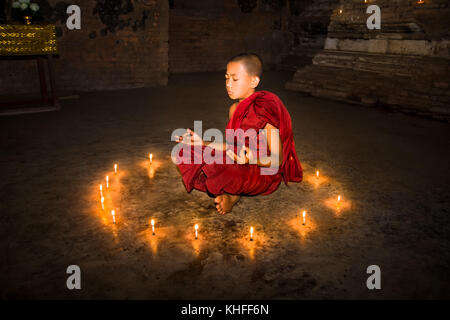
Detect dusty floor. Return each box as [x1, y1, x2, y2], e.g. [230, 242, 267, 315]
[1, 71, 449, 299]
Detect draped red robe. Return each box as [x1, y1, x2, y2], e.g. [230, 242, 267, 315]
[175, 90, 303, 197]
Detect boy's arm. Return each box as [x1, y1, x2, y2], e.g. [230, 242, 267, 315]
[227, 123, 283, 168]
[203, 140, 226, 152]
[253, 123, 283, 168]
[203, 103, 238, 152]
[229, 102, 238, 120]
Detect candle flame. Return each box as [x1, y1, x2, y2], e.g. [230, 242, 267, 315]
[100, 184, 102, 191]
[151, 219, 155, 226]
[101, 196, 104, 203]
[339, 8, 343, 14]
[302, 210, 306, 225]
[338, 195, 341, 201]
[250, 226, 254, 237]
[195, 224, 198, 230]
[149, 153, 153, 164]
[114, 164, 117, 173]
[316, 170, 319, 178]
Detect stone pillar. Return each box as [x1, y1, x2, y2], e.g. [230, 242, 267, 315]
[279, 0, 340, 71]
[286, 0, 450, 121]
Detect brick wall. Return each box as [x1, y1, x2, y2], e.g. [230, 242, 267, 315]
[168, 0, 292, 74]
[0, 0, 169, 95]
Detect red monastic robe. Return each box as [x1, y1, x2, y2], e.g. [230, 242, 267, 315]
[176, 90, 303, 197]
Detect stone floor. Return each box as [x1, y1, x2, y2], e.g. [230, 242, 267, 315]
[1, 71, 449, 299]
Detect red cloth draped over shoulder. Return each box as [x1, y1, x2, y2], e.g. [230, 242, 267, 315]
[226, 90, 303, 185]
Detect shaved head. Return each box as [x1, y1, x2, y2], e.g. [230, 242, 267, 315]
[227, 53, 263, 78]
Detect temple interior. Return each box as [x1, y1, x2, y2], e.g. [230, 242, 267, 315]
[0, 0, 449, 299]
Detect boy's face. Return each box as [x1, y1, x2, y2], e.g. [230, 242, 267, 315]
[225, 61, 259, 101]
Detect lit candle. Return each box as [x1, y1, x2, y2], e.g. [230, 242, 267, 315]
[101, 196, 104, 210]
[339, 8, 343, 14]
[151, 219, 155, 236]
[111, 210, 116, 224]
[302, 210, 306, 225]
[364, 0, 368, 3]
[114, 164, 118, 174]
[316, 170, 319, 179]
[149, 153, 153, 165]
[194, 224, 198, 240]
[250, 226, 254, 241]
[106, 175, 109, 188]
[99, 184, 103, 196]
[338, 195, 341, 202]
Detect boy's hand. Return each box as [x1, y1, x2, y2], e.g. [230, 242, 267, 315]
[226, 146, 254, 165]
[174, 128, 204, 147]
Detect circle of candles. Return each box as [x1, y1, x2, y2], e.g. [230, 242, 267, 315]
[250, 226, 254, 241]
[302, 210, 306, 225]
[111, 210, 116, 224]
[149, 153, 153, 165]
[106, 175, 109, 188]
[101, 196, 104, 210]
[151, 219, 155, 236]
[114, 164, 118, 174]
[194, 224, 198, 240]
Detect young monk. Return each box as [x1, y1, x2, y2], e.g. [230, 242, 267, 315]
[173, 53, 303, 214]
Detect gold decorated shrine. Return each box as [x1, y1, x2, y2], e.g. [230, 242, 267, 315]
[0, 24, 58, 56]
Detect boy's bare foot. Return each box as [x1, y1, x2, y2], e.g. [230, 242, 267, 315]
[214, 194, 241, 214]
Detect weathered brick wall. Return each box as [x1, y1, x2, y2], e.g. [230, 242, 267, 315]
[168, 0, 292, 73]
[0, 0, 169, 95]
